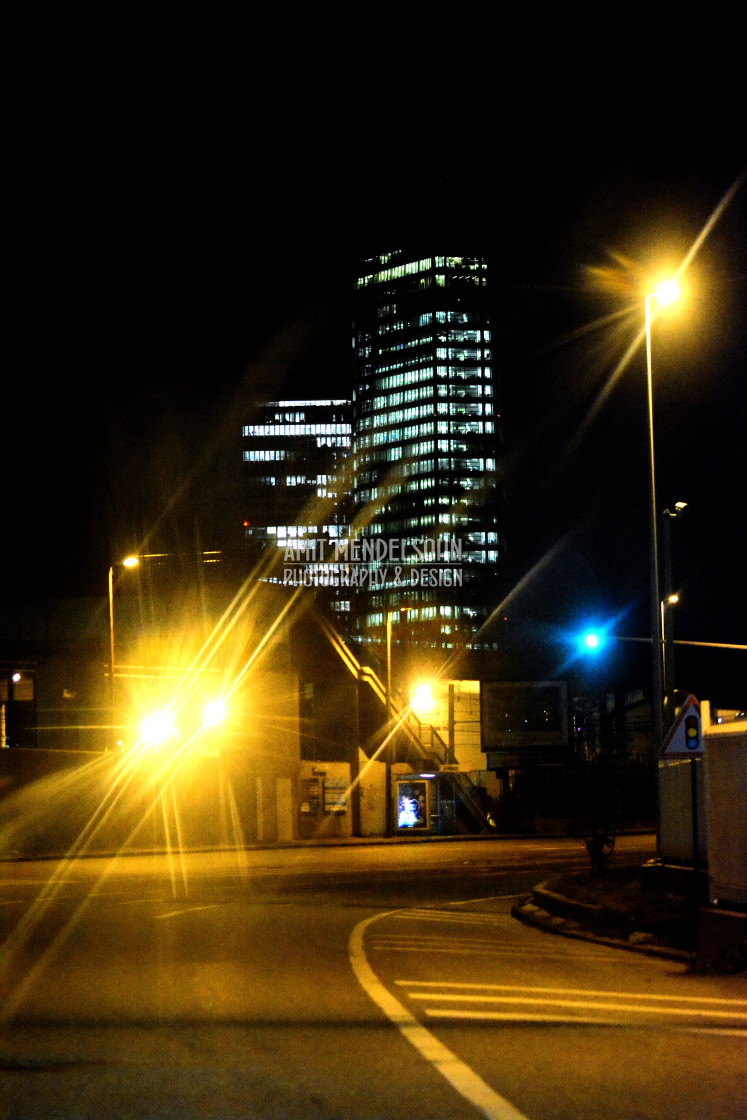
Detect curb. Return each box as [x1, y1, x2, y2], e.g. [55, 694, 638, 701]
[0, 829, 657, 864]
[511, 880, 695, 963]
[0, 831, 527, 863]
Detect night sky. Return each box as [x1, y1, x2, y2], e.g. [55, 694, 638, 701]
[4, 21, 746, 704]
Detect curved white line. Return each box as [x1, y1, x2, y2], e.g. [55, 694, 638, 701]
[349, 911, 529, 1120]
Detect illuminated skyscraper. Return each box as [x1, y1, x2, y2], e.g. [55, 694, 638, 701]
[351, 251, 502, 646]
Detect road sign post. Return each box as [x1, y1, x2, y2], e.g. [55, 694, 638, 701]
[658, 695, 703, 873]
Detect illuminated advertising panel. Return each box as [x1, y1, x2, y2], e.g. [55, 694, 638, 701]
[396, 779, 430, 830]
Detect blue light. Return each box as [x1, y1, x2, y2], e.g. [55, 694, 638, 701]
[578, 628, 606, 655]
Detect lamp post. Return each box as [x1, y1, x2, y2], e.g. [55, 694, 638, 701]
[384, 607, 411, 835]
[661, 592, 680, 729]
[661, 502, 687, 730]
[644, 280, 681, 750]
[385, 610, 393, 724]
[385, 606, 413, 720]
[384, 610, 395, 835]
[108, 555, 139, 747]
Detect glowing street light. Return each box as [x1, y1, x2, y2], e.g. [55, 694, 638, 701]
[652, 279, 681, 308]
[203, 697, 228, 728]
[410, 681, 435, 715]
[644, 279, 682, 749]
[140, 709, 178, 749]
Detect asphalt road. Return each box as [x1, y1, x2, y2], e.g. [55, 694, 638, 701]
[1, 836, 745, 1119]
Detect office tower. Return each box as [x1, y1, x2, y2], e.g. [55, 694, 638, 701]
[241, 398, 353, 560]
[351, 251, 502, 647]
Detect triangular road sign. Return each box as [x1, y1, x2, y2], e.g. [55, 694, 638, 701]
[659, 695, 703, 759]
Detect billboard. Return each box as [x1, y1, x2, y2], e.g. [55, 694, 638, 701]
[481, 681, 568, 764]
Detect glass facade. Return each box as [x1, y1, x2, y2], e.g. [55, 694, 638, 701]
[242, 400, 353, 561]
[351, 252, 502, 646]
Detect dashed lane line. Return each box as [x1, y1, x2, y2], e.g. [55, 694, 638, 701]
[155, 904, 224, 920]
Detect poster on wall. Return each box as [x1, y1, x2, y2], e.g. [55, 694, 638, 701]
[323, 776, 348, 813]
[302, 777, 322, 814]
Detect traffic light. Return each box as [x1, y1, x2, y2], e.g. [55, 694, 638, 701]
[684, 713, 700, 752]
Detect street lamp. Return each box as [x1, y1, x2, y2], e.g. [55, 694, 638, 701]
[108, 555, 139, 747]
[644, 280, 681, 750]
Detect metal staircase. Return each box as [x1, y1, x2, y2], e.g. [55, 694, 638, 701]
[317, 612, 496, 834]
[316, 613, 451, 767]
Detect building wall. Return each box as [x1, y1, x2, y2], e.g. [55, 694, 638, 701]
[703, 716, 747, 905]
[0, 665, 304, 857]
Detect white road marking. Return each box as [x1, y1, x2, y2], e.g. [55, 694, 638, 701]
[445, 894, 529, 906]
[424, 1010, 747, 1033]
[425, 1010, 631, 1025]
[156, 904, 223, 920]
[394, 981, 747, 1027]
[390, 909, 511, 924]
[117, 898, 169, 905]
[397, 981, 747, 1006]
[371, 933, 618, 961]
[349, 911, 530, 1120]
[684, 1028, 747, 1037]
[380, 931, 508, 940]
[410, 994, 747, 1020]
[375, 947, 509, 958]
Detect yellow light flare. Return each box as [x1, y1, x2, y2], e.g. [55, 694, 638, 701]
[203, 698, 228, 728]
[140, 710, 178, 747]
[410, 682, 435, 714]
